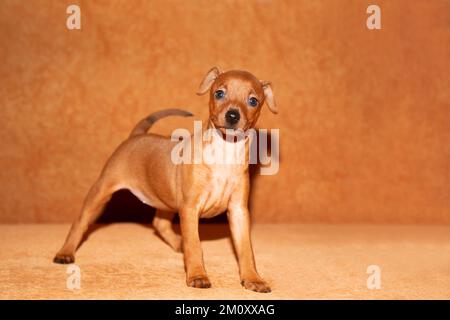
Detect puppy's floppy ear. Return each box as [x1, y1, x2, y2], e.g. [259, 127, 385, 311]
[260, 80, 278, 114]
[197, 67, 221, 95]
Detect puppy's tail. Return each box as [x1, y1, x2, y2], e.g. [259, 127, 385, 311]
[129, 108, 194, 137]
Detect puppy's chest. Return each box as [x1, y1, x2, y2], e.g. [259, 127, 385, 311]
[198, 138, 247, 217]
[200, 165, 244, 217]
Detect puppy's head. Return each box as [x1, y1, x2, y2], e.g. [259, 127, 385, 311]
[197, 67, 277, 133]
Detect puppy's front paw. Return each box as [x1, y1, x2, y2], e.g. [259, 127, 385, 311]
[187, 275, 211, 289]
[241, 279, 271, 293]
[53, 253, 75, 264]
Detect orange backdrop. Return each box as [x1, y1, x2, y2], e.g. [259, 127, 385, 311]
[0, 0, 449, 223]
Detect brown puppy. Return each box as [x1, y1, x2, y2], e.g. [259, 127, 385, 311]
[53, 67, 277, 293]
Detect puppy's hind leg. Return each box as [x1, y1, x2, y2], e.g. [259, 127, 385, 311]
[153, 210, 182, 253]
[53, 177, 117, 264]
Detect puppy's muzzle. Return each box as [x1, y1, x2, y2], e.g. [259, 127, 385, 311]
[225, 109, 240, 127]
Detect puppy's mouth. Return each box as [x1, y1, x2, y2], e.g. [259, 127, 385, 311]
[209, 121, 250, 140]
[214, 123, 249, 132]
[216, 125, 238, 131]
[210, 119, 249, 130]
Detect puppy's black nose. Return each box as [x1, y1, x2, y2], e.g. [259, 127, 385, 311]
[225, 109, 240, 126]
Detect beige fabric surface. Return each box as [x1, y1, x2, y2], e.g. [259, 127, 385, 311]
[0, 223, 449, 299]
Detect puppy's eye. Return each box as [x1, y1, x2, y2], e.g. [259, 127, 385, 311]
[214, 90, 225, 100]
[248, 97, 259, 107]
